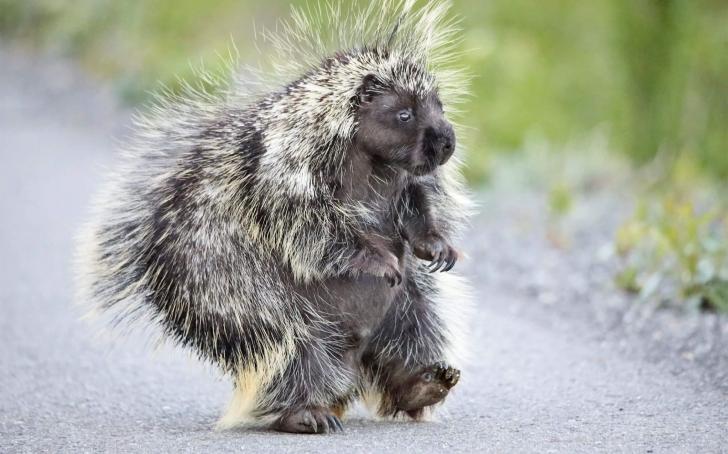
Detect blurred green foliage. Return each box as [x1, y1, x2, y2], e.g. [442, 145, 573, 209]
[615, 156, 728, 311]
[1, 0, 725, 182]
[547, 183, 574, 218]
[0, 0, 289, 101]
[461, 0, 728, 181]
[611, 0, 728, 177]
[616, 186, 728, 312]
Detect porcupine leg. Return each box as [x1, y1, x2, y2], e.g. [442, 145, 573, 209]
[356, 181, 462, 418]
[360, 272, 460, 420]
[265, 331, 355, 434]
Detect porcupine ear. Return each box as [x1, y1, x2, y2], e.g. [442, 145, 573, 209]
[357, 74, 383, 104]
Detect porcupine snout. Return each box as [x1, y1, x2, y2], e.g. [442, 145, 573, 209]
[424, 122, 456, 167]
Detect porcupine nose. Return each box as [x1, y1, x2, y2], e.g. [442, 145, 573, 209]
[424, 125, 456, 168]
[437, 124, 455, 165]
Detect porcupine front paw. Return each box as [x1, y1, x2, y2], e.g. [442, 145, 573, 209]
[395, 362, 460, 414]
[411, 233, 459, 272]
[273, 407, 344, 434]
[349, 244, 402, 286]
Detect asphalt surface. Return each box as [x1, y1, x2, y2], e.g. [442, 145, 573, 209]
[1, 47, 726, 453]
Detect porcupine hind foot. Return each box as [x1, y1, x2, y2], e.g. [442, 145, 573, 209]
[273, 407, 344, 434]
[394, 362, 460, 419]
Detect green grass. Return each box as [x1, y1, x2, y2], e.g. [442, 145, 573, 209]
[615, 158, 728, 312]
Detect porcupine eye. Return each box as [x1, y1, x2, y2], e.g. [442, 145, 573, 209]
[397, 109, 413, 123]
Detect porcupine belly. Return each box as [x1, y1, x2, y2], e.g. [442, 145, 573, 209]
[300, 162, 409, 363]
[319, 235, 407, 353]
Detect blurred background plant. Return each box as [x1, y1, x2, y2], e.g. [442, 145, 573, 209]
[615, 157, 728, 312]
[2, 0, 726, 311]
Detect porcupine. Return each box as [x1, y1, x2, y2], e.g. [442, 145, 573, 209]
[75, 0, 473, 434]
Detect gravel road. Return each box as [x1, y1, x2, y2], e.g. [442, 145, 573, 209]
[1, 47, 726, 453]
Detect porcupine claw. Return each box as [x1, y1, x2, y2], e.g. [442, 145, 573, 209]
[415, 234, 458, 273]
[274, 408, 345, 434]
[442, 247, 458, 272]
